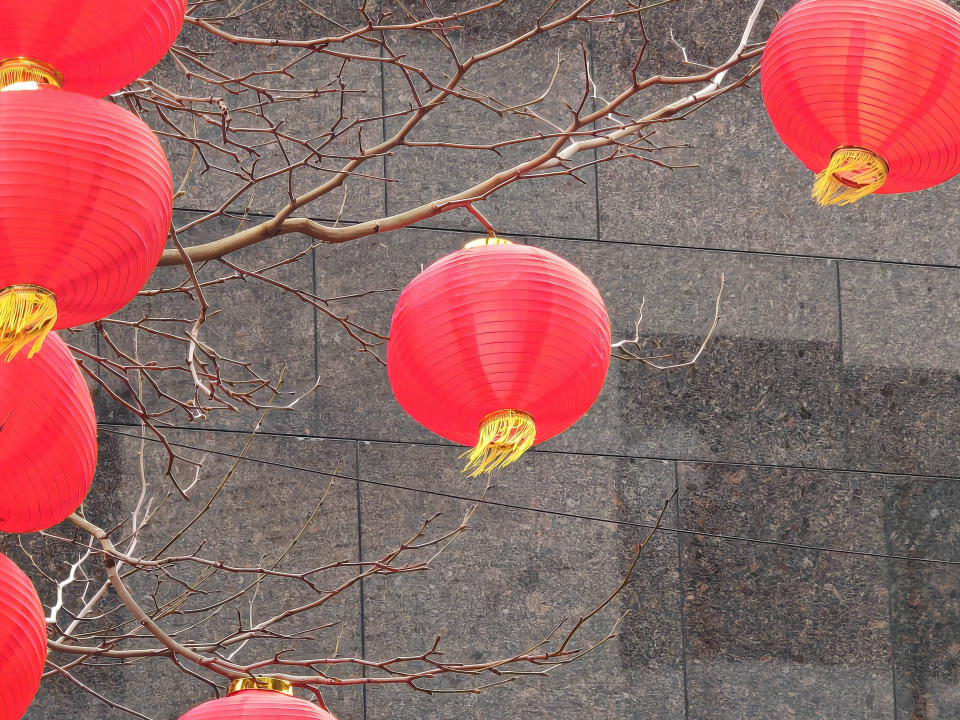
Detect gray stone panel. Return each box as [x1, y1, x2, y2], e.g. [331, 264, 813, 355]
[96, 210, 320, 435]
[381, 0, 598, 239]
[359, 442, 684, 719]
[146, 2, 385, 224]
[681, 535, 894, 720]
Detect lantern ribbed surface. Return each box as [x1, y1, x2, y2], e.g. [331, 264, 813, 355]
[761, 0, 960, 201]
[388, 242, 611, 470]
[0, 332, 96, 533]
[0, 87, 172, 339]
[0, 0, 186, 97]
[179, 689, 338, 720]
[0, 554, 46, 720]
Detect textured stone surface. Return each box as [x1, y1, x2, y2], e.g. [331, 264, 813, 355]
[148, 2, 385, 224]
[887, 477, 960, 720]
[381, 0, 598, 239]
[534, 237, 847, 467]
[359, 443, 684, 719]
[677, 462, 892, 554]
[95, 210, 320, 435]
[681, 535, 894, 720]
[840, 262, 960, 372]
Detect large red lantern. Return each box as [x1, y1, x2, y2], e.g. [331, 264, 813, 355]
[0, 84, 172, 361]
[179, 679, 338, 720]
[761, 0, 960, 205]
[0, 332, 96, 532]
[388, 238, 611, 475]
[0, 553, 46, 720]
[0, 0, 186, 97]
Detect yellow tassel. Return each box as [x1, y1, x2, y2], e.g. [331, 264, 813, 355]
[812, 147, 888, 206]
[0, 285, 58, 362]
[460, 410, 536, 477]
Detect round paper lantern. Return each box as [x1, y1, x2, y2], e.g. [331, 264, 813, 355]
[0, 553, 46, 720]
[761, 0, 960, 205]
[179, 678, 338, 720]
[0, 332, 96, 532]
[0, 0, 186, 97]
[0, 84, 172, 361]
[388, 238, 611, 475]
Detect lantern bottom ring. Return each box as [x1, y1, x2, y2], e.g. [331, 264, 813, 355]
[812, 146, 888, 207]
[460, 409, 536, 476]
[0, 284, 58, 361]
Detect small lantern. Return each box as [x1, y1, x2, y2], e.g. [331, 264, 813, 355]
[762, 0, 960, 205]
[0, 78, 172, 360]
[0, 332, 96, 532]
[388, 238, 611, 475]
[0, 0, 186, 97]
[0, 553, 46, 720]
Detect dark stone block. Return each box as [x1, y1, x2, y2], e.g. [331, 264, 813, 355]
[682, 535, 894, 720]
[677, 462, 892, 554]
[145, 2, 385, 225]
[886, 474, 960, 720]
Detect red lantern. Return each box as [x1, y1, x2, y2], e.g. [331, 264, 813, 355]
[179, 679, 337, 720]
[0, 332, 96, 532]
[0, 84, 172, 361]
[0, 0, 186, 97]
[388, 238, 611, 475]
[0, 553, 46, 720]
[761, 0, 960, 205]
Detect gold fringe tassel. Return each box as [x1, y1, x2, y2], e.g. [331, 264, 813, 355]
[812, 147, 888, 206]
[460, 410, 536, 477]
[0, 285, 58, 362]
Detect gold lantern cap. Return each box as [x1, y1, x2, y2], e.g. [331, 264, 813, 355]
[463, 236, 513, 249]
[228, 677, 294, 696]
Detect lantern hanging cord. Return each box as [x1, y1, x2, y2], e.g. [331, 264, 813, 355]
[0, 285, 58, 361]
[461, 409, 536, 476]
[812, 147, 888, 206]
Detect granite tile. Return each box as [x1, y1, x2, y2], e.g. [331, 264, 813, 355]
[96, 210, 319, 435]
[885, 473, 960, 719]
[889, 562, 960, 720]
[24, 429, 363, 720]
[839, 262, 960, 476]
[381, 0, 598, 239]
[840, 262, 960, 374]
[677, 462, 892, 555]
[682, 535, 894, 720]
[359, 442, 684, 719]
[143, 0, 385, 224]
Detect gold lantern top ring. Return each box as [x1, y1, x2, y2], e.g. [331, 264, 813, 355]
[228, 677, 294, 696]
[0, 57, 63, 91]
[463, 236, 513, 249]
